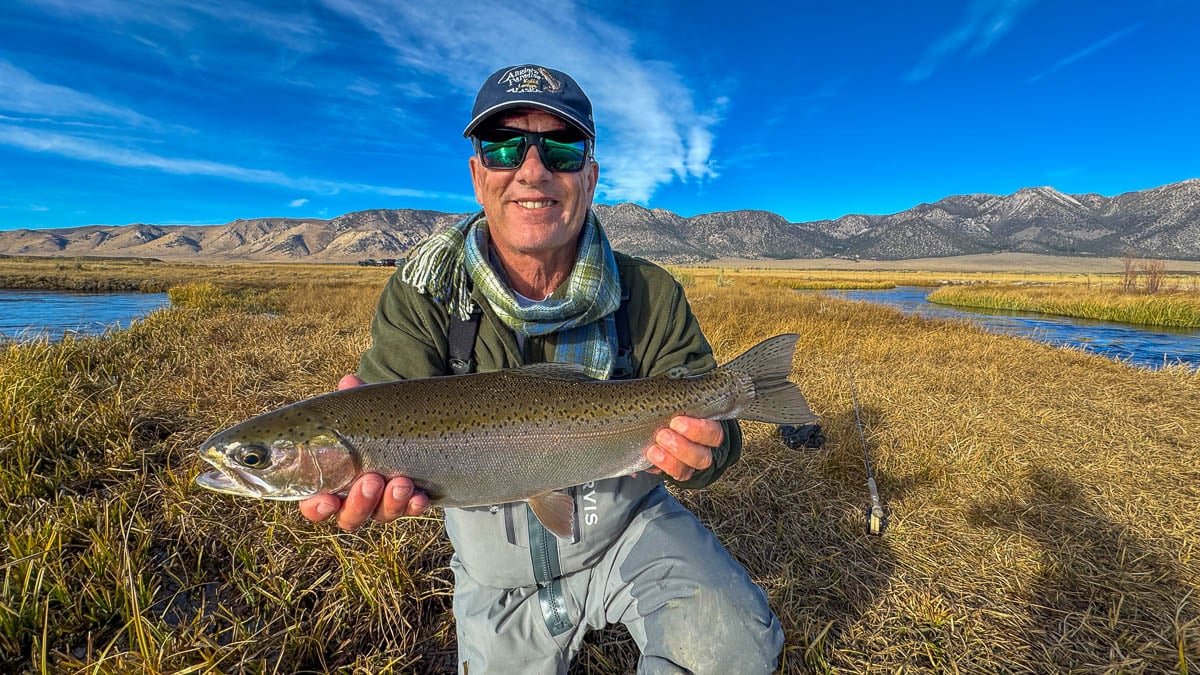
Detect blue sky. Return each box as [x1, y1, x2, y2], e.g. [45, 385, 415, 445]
[1, 0, 1197, 231]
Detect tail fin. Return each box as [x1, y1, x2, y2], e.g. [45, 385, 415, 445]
[724, 334, 816, 424]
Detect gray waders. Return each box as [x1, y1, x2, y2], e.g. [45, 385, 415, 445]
[451, 485, 783, 674]
[445, 288, 783, 674]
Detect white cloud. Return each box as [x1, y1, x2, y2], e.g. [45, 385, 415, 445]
[1028, 24, 1141, 83]
[19, 0, 324, 54]
[346, 78, 380, 97]
[289, 198, 309, 207]
[0, 60, 154, 126]
[0, 124, 475, 202]
[905, 0, 1038, 82]
[320, 0, 723, 203]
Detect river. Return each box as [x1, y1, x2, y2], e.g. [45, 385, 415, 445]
[5, 286, 1196, 370]
[0, 289, 170, 341]
[825, 286, 1200, 370]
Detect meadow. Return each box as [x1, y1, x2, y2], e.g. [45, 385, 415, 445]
[1, 258, 1198, 673]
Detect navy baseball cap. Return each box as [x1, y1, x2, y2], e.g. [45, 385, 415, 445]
[463, 64, 595, 139]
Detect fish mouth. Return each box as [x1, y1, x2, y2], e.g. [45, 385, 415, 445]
[195, 467, 265, 498]
[195, 446, 267, 498]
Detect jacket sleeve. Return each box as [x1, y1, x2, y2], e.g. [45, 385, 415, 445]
[634, 271, 743, 490]
[357, 269, 451, 383]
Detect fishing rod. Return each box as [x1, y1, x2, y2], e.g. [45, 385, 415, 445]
[849, 370, 887, 536]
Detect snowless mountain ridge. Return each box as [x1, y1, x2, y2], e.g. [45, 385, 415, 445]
[1, 180, 1197, 263]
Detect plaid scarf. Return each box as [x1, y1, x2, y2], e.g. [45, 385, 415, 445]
[400, 210, 621, 380]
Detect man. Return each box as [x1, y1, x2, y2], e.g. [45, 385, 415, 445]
[299, 64, 783, 674]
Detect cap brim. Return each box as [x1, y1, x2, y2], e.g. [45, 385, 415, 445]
[463, 101, 594, 139]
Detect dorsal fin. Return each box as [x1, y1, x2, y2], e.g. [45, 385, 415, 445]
[513, 362, 595, 381]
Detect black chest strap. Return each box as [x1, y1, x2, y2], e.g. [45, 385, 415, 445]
[610, 283, 634, 380]
[447, 309, 482, 376]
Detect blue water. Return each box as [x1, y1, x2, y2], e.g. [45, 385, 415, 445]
[0, 289, 170, 341]
[825, 286, 1200, 371]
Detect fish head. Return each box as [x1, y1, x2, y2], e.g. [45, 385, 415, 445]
[195, 421, 360, 501]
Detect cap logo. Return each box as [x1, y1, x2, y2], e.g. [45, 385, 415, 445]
[497, 66, 563, 94]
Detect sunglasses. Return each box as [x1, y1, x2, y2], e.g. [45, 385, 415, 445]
[472, 128, 591, 172]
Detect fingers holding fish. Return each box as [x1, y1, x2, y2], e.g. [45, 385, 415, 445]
[334, 474, 387, 530]
[299, 493, 341, 522]
[646, 416, 720, 482]
[669, 416, 724, 448]
[375, 477, 430, 523]
[338, 373, 366, 390]
[297, 474, 427, 529]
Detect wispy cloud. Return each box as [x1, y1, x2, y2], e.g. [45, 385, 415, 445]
[289, 198, 309, 207]
[321, 0, 724, 203]
[0, 124, 475, 202]
[19, 0, 324, 54]
[1028, 24, 1141, 83]
[0, 60, 154, 127]
[906, 0, 1038, 82]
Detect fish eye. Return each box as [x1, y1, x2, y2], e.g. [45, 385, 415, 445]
[234, 444, 271, 469]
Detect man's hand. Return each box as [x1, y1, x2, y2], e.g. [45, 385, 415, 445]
[645, 416, 722, 482]
[297, 374, 430, 530]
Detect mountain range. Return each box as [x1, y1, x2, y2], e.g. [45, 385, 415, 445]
[1, 179, 1197, 263]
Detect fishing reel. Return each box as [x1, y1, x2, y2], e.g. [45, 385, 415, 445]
[866, 503, 888, 536]
[864, 476, 887, 536]
[868, 482, 888, 535]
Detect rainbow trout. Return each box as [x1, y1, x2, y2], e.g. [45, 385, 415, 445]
[196, 334, 815, 538]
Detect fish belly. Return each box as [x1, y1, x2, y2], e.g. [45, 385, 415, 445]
[315, 368, 739, 507]
[352, 415, 662, 507]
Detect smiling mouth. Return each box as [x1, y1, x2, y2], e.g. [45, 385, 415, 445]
[515, 200, 557, 209]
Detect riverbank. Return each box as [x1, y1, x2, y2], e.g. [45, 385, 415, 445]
[706, 251, 1200, 274]
[1, 265, 1196, 672]
[0, 256, 392, 293]
[928, 284, 1200, 329]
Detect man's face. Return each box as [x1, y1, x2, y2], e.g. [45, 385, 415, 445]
[469, 109, 599, 260]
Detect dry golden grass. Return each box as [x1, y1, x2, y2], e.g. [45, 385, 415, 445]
[671, 264, 1197, 292]
[929, 283, 1200, 328]
[1, 261, 1197, 673]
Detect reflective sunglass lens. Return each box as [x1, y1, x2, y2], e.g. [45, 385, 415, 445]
[479, 137, 526, 169]
[542, 139, 586, 172]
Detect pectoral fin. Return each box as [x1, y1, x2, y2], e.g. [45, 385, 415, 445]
[527, 491, 576, 540]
